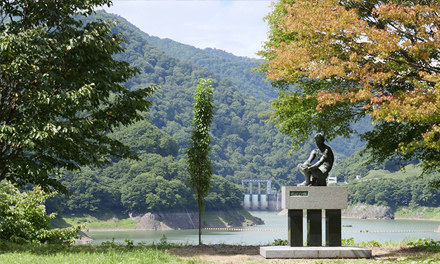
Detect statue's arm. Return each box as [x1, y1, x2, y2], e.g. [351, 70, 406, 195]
[302, 150, 316, 167]
[307, 149, 328, 170]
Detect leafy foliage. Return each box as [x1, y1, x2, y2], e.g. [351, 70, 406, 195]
[259, 0, 440, 181]
[92, 10, 314, 190]
[0, 0, 157, 193]
[186, 79, 215, 244]
[0, 182, 80, 244]
[46, 120, 244, 214]
[347, 175, 440, 208]
[47, 10, 376, 215]
[186, 79, 215, 210]
[143, 36, 276, 102]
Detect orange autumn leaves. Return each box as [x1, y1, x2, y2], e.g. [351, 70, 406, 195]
[266, 0, 440, 151]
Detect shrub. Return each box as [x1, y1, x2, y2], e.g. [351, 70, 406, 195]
[0, 182, 81, 244]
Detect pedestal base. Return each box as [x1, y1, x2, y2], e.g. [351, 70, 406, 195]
[260, 246, 372, 259]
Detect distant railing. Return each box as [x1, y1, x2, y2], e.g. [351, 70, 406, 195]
[204, 228, 435, 233]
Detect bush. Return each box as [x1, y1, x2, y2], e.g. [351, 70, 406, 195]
[0, 182, 81, 244]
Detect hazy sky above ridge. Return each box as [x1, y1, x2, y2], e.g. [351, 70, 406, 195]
[102, 0, 272, 59]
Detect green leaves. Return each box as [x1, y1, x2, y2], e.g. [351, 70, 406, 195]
[0, 0, 157, 193]
[259, 0, 440, 180]
[186, 78, 215, 245]
[186, 79, 215, 202]
[0, 181, 81, 244]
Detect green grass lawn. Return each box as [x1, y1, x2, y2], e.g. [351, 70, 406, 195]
[1, 238, 440, 264]
[0, 241, 196, 264]
[0, 248, 187, 264]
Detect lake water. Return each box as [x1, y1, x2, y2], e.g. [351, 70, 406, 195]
[87, 211, 440, 245]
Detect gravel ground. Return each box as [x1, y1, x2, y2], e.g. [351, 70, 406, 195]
[167, 244, 438, 263]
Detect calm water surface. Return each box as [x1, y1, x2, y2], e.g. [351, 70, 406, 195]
[87, 211, 440, 245]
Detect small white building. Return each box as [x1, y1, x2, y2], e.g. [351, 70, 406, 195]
[327, 176, 337, 184]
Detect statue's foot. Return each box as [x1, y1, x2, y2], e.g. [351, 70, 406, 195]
[297, 181, 312, 187]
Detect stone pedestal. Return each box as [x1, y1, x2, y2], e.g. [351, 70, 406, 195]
[260, 246, 372, 259]
[307, 209, 322, 246]
[260, 186, 372, 259]
[326, 209, 342, 246]
[282, 186, 347, 247]
[288, 210, 302, 246]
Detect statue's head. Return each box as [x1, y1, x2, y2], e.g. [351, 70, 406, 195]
[314, 133, 325, 146]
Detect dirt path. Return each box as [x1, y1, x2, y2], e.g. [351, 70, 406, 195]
[167, 244, 438, 263]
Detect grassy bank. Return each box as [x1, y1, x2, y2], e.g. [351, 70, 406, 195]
[50, 212, 138, 230]
[395, 206, 440, 220]
[51, 208, 262, 230]
[1, 238, 440, 263]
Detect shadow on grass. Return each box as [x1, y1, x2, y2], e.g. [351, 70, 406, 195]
[167, 244, 260, 258]
[368, 245, 440, 261]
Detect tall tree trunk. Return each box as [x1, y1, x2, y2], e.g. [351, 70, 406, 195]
[198, 193, 202, 245]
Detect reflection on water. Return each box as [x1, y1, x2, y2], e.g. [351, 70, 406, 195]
[86, 211, 440, 245]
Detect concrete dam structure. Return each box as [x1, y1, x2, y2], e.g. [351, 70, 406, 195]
[242, 179, 281, 211]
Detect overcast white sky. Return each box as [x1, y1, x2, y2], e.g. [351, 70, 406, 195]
[102, 0, 272, 59]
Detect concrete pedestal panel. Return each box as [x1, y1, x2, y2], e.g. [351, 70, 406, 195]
[260, 246, 372, 259]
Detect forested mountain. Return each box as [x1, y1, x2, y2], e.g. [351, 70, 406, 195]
[133, 28, 277, 102]
[96, 10, 314, 189]
[347, 175, 440, 208]
[47, 10, 318, 214]
[46, 10, 438, 215]
[47, 120, 244, 214]
[129, 15, 371, 159]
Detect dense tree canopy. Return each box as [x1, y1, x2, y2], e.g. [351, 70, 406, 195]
[42, 9, 440, 215]
[0, 0, 156, 193]
[46, 120, 245, 215]
[348, 175, 440, 208]
[260, 0, 440, 181]
[95, 10, 312, 190]
[145, 35, 277, 102]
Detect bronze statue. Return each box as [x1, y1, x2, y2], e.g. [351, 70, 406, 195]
[297, 133, 334, 186]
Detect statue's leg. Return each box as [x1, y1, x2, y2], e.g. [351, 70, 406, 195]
[310, 176, 316, 186]
[310, 170, 327, 186]
[297, 164, 311, 186]
[305, 172, 311, 186]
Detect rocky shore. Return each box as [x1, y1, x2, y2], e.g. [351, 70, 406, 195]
[77, 208, 264, 233]
[342, 204, 394, 220]
[125, 209, 264, 231]
[75, 209, 263, 244]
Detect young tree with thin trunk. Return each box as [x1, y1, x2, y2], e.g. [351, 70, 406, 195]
[186, 78, 215, 245]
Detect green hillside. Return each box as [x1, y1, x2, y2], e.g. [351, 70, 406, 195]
[141, 33, 277, 102]
[93, 10, 314, 189]
[47, 10, 317, 215]
[136, 18, 372, 159]
[47, 120, 244, 214]
[46, 10, 440, 215]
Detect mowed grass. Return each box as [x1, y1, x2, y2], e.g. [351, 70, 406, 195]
[2, 238, 440, 264]
[0, 248, 185, 264]
[0, 243, 198, 264]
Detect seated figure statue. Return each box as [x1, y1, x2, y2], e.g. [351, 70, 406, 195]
[297, 133, 334, 186]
